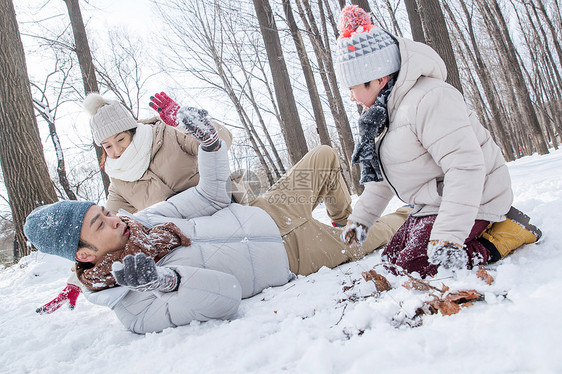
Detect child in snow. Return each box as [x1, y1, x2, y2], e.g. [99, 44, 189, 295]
[335, 5, 541, 277]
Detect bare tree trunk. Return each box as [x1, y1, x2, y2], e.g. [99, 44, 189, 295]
[383, 0, 404, 37]
[536, 0, 562, 71]
[404, 0, 426, 42]
[516, 0, 559, 150]
[282, 0, 331, 147]
[226, 43, 284, 178]
[477, 0, 549, 155]
[351, 0, 371, 12]
[417, 0, 463, 93]
[0, 0, 58, 258]
[446, 0, 514, 160]
[251, 0, 308, 165]
[63, 0, 111, 195]
[296, 0, 362, 194]
[33, 98, 78, 200]
[525, 1, 562, 89]
[154, 0, 284, 183]
[215, 49, 279, 185]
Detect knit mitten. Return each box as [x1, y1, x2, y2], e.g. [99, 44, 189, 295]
[341, 221, 369, 245]
[149, 92, 180, 127]
[36, 284, 81, 314]
[112, 253, 180, 293]
[427, 240, 468, 270]
[149, 91, 219, 151]
[177, 107, 219, 151]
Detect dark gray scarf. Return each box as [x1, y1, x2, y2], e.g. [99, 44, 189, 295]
[351, 75, 397, 184]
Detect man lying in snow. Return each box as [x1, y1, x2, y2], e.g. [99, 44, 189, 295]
[24, 94, 410, 334]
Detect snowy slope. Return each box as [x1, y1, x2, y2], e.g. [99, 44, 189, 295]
[1, 149, 562, 374]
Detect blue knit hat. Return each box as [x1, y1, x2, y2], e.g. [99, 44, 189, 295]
[24, 201, 95, 262]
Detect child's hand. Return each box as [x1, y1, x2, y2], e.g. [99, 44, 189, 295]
[149, 92, 180, 127]
[427, 240, 467, 269]
[341, 221, 369, 245]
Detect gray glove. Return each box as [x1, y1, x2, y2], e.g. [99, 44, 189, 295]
[111, 253, 180, 292]
[427, 240, 468, 270]
[177, 106, 219, 151]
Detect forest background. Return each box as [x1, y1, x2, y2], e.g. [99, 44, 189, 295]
[0, 0, 560, 264]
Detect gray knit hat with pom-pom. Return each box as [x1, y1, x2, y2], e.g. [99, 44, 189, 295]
[83, 93, 138, 146]
[334, 5, 400, 88]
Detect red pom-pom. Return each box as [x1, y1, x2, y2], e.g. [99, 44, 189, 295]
[338, 5, 373, 36]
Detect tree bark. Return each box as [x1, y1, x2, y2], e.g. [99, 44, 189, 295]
[404, 0, 426, 43]
[517, 0, 559, 149]
[536, 0, 562, 74]
[477, 0, 549, 155]
[417, 0, 464, 93]
[33, 98, 78, 199]
[296, 0, 362, 194]
[351, 0, 371, 13]
[447, 0, 514, 160]
[251, 0, 308, 165]
[0, 0, 58, 258]
[282, 0, 331, 147]
[227, 41, 284, 178]
[63, 0, 111, 195]
[383, 0, 403, 37]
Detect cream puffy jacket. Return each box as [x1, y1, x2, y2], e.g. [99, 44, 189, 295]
[349, 38, 513, 245]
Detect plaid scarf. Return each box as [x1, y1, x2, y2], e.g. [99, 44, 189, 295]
[77, 216, 190, 291]
[351, 75, 397, 184]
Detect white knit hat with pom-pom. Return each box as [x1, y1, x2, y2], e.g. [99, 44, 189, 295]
[83, 93, 138, 146]
[334, 5, 401, 88]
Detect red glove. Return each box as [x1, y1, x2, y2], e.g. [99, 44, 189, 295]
[149, 92, 180, 127]
[36, 284, 81, 315]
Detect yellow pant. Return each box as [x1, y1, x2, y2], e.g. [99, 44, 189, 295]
[251, 145, 410, 275]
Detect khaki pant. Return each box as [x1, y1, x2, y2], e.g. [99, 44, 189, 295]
[251, 145, 410, 275]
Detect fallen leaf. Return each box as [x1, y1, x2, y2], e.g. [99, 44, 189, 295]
[362, 270, 392, 292]
[445, 290, 483, 303]
[430, 300, 461, 316]
[477, 265, 494, 285]
[402, 279, 431, 291]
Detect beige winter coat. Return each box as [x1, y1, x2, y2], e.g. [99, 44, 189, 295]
[349, 37, 513, 246]
[105, 120, 233, 214]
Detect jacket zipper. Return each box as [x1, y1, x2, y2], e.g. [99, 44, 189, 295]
[190, 236, 283, 245]
[377, 129, 406, 203]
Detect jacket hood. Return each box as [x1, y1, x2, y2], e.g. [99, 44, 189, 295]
[388, 38, 447, 113]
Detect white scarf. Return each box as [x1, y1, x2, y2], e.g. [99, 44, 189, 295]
[104, 123, 153, 182]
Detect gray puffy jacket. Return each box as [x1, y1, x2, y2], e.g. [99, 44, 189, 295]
[86, 143, 291, 333]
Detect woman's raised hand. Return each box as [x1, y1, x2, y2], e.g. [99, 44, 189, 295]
[149, 92, 180, 127]
[150, 92, 219, 151]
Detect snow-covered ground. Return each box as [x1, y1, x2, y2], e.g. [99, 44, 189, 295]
[1, 149, 562, 374]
